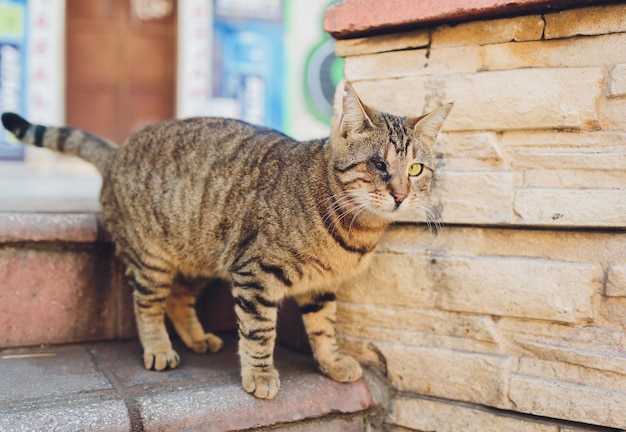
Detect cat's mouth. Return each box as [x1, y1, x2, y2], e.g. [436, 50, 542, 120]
[368, 194, 410, 218]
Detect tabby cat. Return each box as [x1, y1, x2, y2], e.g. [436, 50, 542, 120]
[2, 83, 451, 399]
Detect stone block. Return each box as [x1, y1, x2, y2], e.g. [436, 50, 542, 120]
[508, 375, 626, 429]
[338, 253, 438, 309]
[336, 303, 501, 357]
[509, 150, 626, 172]
[337, 302, 498, 344]
[374, 224, 470, 255]
[435, 256, 600, 323]
[448, 68, 602, 131]
[544, 4, 626, 39]
[377, 223, 626, 273]
[605, 265, 626, 297]
[502, 130, 626, 171]
[501, 130, 626, 150]
[510, 148, 626, 171]
[344, 45, 482, 81]
[389, 396, 558, 432]
[558, 426, 603, 432]
[337, 324, 500, 359]
[608, 63, 626, 97]
[432, 15, 545, 47]
[268, 416, 367, 432]
[427, 171, 515, 225]
[499, 321, 626, 376]
[335, 29, 429, 57]
[601, 97, 626, 130]
[426, 45, 483, 75]
[500, 131, 626, 189]
[483, 33, 626, 71]
[380, 342, 507, 406]
[0, 247, 120, 347]
[516, 357, 626, 394]
[344, 49, 428, 81]
[514, 188, 626, 227]
[435, 132, 503, 161]
[461, 225, 626, 268]
[597, 296, 626, 330]
[351, 67, 603, 131]
[522, 169, 626, 190]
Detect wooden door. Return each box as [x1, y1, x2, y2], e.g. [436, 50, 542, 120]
[66, 0, 176, 144]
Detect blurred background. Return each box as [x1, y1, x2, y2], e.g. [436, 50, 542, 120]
[0, 0, 343, 209]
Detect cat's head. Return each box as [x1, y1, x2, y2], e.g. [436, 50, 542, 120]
[328, 82, 452, 224]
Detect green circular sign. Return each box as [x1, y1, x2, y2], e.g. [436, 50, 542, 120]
[304, 37, 344, 124]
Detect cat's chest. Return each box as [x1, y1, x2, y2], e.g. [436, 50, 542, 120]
[290, 249, 375, 295]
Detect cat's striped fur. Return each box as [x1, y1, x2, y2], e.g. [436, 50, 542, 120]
[2, 83, 451, 399]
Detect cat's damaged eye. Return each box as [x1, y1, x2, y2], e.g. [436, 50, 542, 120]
[408, 163, 424, 177]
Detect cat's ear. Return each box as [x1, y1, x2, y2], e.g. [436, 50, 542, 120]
[408, 103, 453, 141]
[340, 82, 376, 136]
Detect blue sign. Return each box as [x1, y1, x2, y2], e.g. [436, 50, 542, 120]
[212, 0, 284, 131]
[0, 0, 27, 161]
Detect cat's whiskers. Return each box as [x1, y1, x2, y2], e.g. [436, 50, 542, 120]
[317, 193, 361, 238]
[347, 204, 374, 233]
[320, 190, 381, 234]
[329, 198, 366, 227]
[411, 198, 442, 234]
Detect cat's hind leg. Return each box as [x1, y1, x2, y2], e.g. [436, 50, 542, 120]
[166, 277, 223, 354]
[296, 291, 362, 383]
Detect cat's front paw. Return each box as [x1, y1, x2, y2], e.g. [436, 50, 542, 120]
[320, 355, 362, 383]
[242, 368, 280, 399]
[190, 333, 224, 354]
[143, 348, 180, 371]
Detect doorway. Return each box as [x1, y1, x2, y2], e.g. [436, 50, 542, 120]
[65, 0, 176, 144]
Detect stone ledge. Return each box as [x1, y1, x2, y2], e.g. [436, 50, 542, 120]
[324, 0, 604, 39]
[0, 334, 375, 432]
[0, 212, 107, 243]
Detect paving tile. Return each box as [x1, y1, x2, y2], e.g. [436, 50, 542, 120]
[88, 336, 242, 390]
[137, 370, 372, 431]
[0, 344, 129, 432]
[0, 399, 130, 432]
[0, 344, 112, 403]
[0, 334, 374, 431]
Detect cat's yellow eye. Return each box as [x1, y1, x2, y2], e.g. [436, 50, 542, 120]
[408, 163, 423, 177]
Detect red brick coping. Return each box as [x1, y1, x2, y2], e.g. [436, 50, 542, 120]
[324, 0, 606, 39]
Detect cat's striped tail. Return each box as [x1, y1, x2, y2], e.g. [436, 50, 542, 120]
[1, 112, 119, 174]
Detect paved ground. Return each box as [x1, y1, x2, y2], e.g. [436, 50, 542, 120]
[0, 333, 373, 431]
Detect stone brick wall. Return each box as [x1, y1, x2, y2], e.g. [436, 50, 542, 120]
[331, 3, 626, 430]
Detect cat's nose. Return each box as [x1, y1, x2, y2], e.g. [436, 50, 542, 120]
[392, 192, 407, 204]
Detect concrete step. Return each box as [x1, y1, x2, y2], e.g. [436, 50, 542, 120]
[0, 212, 237, 349]
[0, 333, 376, 431]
